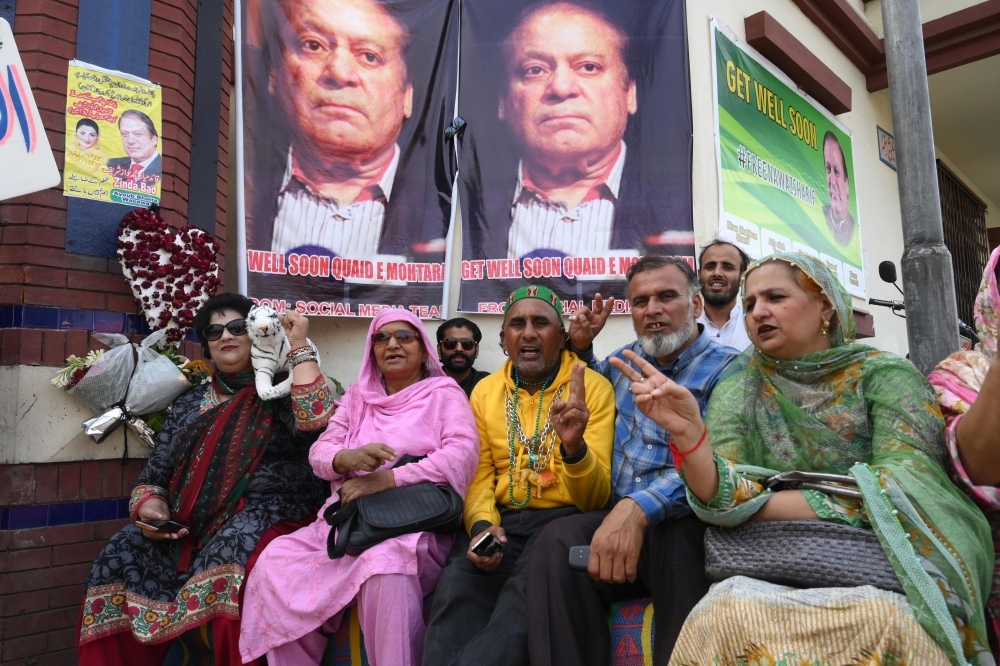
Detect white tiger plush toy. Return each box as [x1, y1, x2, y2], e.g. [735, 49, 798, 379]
[245, 305, 319, 400]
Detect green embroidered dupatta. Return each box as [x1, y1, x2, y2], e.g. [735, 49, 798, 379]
[689, 252, 995, 666]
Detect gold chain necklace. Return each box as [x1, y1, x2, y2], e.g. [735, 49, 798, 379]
[505, 384, 564, 474]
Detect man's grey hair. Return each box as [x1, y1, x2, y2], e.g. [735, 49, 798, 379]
[625, 255, 702, 299]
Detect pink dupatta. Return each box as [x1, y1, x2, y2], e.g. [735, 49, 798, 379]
[308, 308, 480, 505]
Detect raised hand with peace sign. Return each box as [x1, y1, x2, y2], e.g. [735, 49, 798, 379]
[550, 363, 590, 457]
[608, 349, 720, 503]
[567, 293, 615, 351]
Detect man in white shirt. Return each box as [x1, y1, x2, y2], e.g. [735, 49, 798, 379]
[499, 1, 636, 260]
[696, 240, 752, 352]
[261, 0, 413, 258]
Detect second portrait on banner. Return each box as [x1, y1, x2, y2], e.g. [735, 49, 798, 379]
[455, 0, 695, 313]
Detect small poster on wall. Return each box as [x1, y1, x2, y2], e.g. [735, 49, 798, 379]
[63, 60, 163, 208]
[712, 20, 866, 298]
[0, 18, 61, 201]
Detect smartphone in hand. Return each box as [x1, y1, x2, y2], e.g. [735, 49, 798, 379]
[471, 531, 504, 557]
[135, 519, 188, 534]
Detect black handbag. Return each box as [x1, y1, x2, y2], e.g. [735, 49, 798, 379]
[323, 455, 464, 559]
[703, 471, 904, 593]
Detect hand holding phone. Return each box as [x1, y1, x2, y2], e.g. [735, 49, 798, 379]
[467, 526, 507, 573]
[135, 519, 189, 534]
[569, 545, 590, 572]
[135, 497, 188, 541]
[471, 530, 505, 557]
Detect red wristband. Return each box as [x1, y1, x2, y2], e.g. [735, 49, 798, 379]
[669, 424, 708, 470]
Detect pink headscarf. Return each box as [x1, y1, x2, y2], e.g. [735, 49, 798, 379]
[345, 308, 459, 441]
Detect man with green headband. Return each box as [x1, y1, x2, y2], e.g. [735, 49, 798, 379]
[423, 285, 616, 666]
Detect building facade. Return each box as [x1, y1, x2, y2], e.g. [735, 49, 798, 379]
[0, 0, 996, 662]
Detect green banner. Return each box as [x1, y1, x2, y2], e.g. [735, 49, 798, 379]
[713, 23, 865, 297]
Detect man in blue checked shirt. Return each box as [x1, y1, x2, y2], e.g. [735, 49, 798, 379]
[525, 255, 739, 666]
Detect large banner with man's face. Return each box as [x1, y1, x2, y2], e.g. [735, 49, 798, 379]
[456, 0, 694, 314]
[712, 22, 866, 297]
[239, 0, 458, 318]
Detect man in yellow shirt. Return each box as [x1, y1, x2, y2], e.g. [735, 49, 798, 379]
[423, 285, 616, 666]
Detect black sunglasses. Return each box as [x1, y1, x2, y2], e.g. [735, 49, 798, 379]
[371, 329, 420, 346]
[204, 318, 248, 341]
[441, 337, 476, 351]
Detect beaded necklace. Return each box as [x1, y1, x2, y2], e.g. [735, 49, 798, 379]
[506, 368, 558, 508]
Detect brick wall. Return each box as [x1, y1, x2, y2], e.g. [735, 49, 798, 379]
[0, 0, 235, 660]
[1, 460, 145, 666]
[0, 0, 234, 321]
[0, 327, 205, 366]
[217, 0, 235, 276]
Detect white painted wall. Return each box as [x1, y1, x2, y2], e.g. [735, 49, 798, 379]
[0, 365, 148, 465]
[10, 0, 926, 464]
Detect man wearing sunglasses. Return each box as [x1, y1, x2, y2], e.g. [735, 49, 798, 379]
[436, 318, 489, 399]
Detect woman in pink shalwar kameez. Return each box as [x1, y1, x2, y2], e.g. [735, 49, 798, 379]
[239, 310, 480, 665]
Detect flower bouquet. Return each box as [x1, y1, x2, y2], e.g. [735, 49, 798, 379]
[52, 208, 220, 448]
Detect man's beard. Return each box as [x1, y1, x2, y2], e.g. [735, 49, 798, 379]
[702, 281, 740, 307]
[636, 306, 697, 359]
[441, 353, 472, 373]
[512, 353, 559, 381]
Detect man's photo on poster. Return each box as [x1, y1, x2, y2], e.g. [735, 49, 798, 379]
[105, 110, 162, 188]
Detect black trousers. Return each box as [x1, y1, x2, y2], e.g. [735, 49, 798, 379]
[525, 511, 710, 666]
[422, 506, 579, 666]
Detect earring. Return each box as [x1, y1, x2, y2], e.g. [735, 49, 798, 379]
[821, 320, 831, 336]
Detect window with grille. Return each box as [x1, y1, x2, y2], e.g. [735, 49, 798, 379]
[938, 160, 989, 330]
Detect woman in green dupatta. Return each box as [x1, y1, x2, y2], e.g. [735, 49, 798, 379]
[610, 252, 993, 666]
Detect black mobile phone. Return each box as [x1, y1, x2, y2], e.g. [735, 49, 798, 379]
[135, 519, 188, 534]
[471, 531, 504, 557]
[568, 545, 590, 571]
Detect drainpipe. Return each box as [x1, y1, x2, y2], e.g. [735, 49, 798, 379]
[880, 0, 960, 375]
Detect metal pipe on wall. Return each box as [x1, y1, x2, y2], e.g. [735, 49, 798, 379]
[880, 0, 960, 375]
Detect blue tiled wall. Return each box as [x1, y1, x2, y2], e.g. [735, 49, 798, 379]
[0, 305, 199, 341]
[0, 498, 130, 531]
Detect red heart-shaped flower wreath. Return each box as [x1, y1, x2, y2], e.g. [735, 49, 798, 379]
[116, 209, 221, 344]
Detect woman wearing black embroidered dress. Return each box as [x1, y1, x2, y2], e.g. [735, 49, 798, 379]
[76, 293, 334, 666]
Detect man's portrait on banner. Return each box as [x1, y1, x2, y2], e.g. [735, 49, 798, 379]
[259, 0, 411, 258]
[456, 0, 694, 310]
[822, 131, 856, 247]
[240, 0, 457, 312]
[244, 0, 456, 267]
[500, 1, 637, 260]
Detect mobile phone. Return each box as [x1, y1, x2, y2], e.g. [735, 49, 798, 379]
[135, 519, 188, 534]
[471, 531, 504, 557]
[568, 545, 590, 571]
